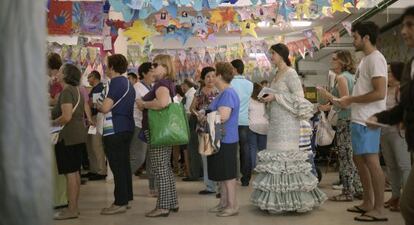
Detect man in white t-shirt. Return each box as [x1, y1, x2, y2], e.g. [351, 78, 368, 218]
[336, 21, 388, 222]
[129, 63, 154, 182]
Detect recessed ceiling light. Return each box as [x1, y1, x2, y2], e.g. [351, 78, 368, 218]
[290, 20, 312, 27]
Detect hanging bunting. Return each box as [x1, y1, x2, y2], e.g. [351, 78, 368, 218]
[342, 21, 352, 36]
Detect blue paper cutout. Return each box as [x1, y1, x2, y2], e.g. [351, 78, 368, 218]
[103, 0, 111, 13]
[126, 0, 145, 10]
[131, 9, 140, 20]
[279, 1, 293, 21]
[166, 3, 178, 18]
[178, 0, 191, 5]
[176, 28, 192, 45]
[150, 0, 163, 11]
[221, 0, 238, 4]
[108, 0, 134, 22]
[208, 0, 219, 8]
[250, 0, 259, 5]
[139, 6, 154, 19]
[193, 0, 203, 11]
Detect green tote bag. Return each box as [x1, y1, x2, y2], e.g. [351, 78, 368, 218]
[148, 102, 190, 147]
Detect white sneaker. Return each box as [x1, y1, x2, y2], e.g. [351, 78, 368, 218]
[332, 184, 343, 190]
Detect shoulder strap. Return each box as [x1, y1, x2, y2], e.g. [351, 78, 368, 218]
[61, 87, 81, 130]
[72, 88, 81, 113]
[395, 86, 400, 103]
[112, 77, 130, 109]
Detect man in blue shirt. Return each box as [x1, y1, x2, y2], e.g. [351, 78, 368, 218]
[230, 59, 253, 186]
[85, 70, 107, 181]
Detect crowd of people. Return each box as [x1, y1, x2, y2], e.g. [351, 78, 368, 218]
[47, 6, 414, 225]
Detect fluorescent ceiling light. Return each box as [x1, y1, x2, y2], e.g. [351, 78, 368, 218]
[257, 21, 270, 28]
[249, 53, 266, 58]
[290, 20, 312, 27]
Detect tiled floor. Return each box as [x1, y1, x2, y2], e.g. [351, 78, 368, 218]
[55, 171, 405, 225]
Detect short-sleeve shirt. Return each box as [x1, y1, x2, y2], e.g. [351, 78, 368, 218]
[331, 71, 354, 120]
[230, 75, 253, 126]
[351, 50, 387, 125]
[133, 82, 152, 128]
[106, 76, 135, 134]
[208, 87, 240, 144]
[142, 79, 176, 131]
[89, 82, 104, 116]
[51, 85, 86, 146]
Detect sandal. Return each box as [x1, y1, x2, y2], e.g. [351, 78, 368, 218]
[347, 206, 367, 214]
[354, 214, 388, 222]
[384, 197, 399, 209]
[389, 199, 400, 212]
[330, 194, 353, 202]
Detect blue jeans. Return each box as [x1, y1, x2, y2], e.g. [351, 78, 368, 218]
[248, 129, 267, 169]
[201, 155, 216, 192]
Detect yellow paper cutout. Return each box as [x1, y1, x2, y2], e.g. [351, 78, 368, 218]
[240, 20, 257, 38]
[313, 26, 323, 42]
[296, 0, 312, 19]
[123, 21, 154, 45]
[322, 7, 334, 17]
[331, 0, 352, 14]
[237, 43, 244, 58]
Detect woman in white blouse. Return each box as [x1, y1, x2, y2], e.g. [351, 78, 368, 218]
[248, 83, 269, 169]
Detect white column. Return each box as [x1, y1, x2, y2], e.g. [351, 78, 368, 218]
[0, 1, 52, 225]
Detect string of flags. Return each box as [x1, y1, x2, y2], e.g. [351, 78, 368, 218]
[47, 0, 380, 47]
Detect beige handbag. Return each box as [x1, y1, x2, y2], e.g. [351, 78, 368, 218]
[198, 133, 215, 156]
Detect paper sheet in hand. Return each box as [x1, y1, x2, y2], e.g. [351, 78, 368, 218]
[365, 120, 390, 128]
[88, 126, 97, 135]
[50, 126, 62, 134]
[257, 87, 276, 98]
[93, 93, 101, 104]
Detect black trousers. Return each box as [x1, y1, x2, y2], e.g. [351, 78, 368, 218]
[238, 126, 251, 185]
[103, 132, 133, 206]
[187, 115, 202, 178]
